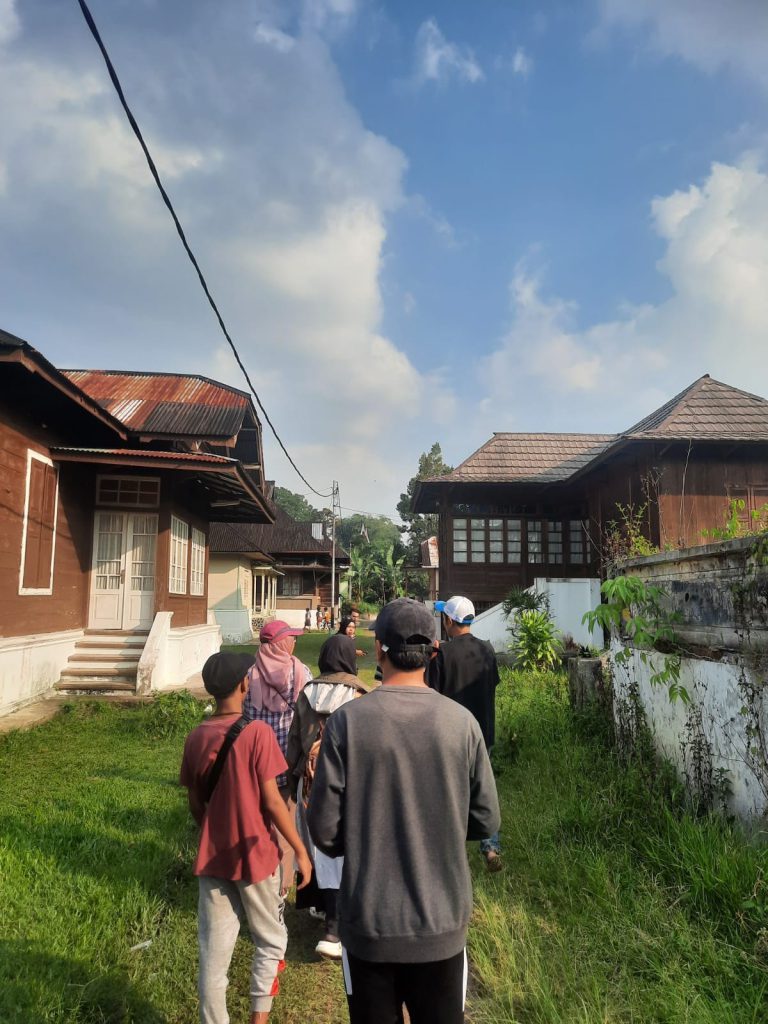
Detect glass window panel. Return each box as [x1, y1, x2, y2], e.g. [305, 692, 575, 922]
[548, 522, 563, 564]
[190, 527, 206, 596]
[98, 476, 160, 507]
[169, 516, 189, 594]
[569, 520, 586, 564]
[528, 520, 543, 563]
[471, 518, 485, 528]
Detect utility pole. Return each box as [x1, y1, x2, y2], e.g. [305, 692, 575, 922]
[330, 480, 340, 625]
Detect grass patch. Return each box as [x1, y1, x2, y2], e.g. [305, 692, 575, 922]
[3, 668, 766, 1022]
[468, 670, 768, 1023]
[0, 698, 347, 1024]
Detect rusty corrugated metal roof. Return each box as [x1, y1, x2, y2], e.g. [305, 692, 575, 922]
[51, 447, 236, 464]
[62, 370, 250, 438]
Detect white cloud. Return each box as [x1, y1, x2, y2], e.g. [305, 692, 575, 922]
[0, 1, 450, 515]
[0, 0, 19, 46]
[596, 0, 768, 91]
[254, 23, 295, 52]
[479, 159, 768, 432]
[414, 18, 484, 86]
[511, 46, 533, 77]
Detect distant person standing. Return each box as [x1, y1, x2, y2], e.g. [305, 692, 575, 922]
[304, 608, 312, 631]
[429, 596, 502, 871]
[316, 608, 323, 631]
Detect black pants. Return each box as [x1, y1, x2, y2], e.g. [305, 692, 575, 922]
[344, 949, 466, 1024]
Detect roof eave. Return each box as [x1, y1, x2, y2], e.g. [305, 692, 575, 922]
[0, 344, 129, 441]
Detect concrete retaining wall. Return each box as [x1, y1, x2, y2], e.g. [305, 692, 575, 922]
[0, 629, 83, 716]
[609, 537, 768, 821]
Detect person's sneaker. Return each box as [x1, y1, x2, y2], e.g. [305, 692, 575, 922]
[484, 851, 503, 873]
[315, 937, 343, 960]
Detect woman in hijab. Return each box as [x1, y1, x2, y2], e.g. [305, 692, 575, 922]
[244, 620, 313, 888]
[286, 633, 370, 961]
[336, 616, 355, 637]
[333, 616, 365, 659]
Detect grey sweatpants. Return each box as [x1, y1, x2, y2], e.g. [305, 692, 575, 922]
[198, 870, 286, 1023]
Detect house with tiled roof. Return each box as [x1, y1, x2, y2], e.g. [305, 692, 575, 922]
[413, 376, 768, 609]
[208, 504, 351, 640]
[0, 328, 273, 715]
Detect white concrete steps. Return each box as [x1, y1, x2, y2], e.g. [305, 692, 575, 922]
[56, 630, 149, 694]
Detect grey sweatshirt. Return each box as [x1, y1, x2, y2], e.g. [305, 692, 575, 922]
[306, 684, 501, 963]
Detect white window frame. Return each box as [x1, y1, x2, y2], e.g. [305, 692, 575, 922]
[169, 515, 189, 595]
[190, 527, 206, 597]
[96, 475, 160, 508]
[19, 450, 59, 596]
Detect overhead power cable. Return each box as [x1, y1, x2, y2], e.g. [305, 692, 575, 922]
[76, 0, 332, 499]
[340, 504, 398, 520]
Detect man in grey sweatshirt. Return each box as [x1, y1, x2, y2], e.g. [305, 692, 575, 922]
[307, 598, 500, 1024]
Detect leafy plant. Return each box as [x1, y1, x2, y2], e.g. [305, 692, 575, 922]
[509, 609, 563, 671]
[142, 689, 206, 739]
[603, 502, 658, 571]
[702, 498, 768, 541]
[502, 586, 549, 620]
[583, 575, 687, 702]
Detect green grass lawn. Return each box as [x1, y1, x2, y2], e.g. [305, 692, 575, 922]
[0, 671, 766, 1022]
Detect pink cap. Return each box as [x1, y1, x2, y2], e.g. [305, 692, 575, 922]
[259, 620, 304, 644]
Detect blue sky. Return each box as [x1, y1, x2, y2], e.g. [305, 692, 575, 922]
[2, 1, 768, 517]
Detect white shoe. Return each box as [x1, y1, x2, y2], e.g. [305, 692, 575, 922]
[315, 938, 343, 960]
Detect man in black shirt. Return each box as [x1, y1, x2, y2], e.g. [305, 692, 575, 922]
[428, 596, 502, 871]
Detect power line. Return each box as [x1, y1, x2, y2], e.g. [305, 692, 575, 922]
[339, 504, 398, 520]
[75, 0, 332, 500]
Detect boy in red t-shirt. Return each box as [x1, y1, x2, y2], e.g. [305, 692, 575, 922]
[180, 652, 312, 1024]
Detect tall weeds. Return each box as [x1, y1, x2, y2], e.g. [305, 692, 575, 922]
[469, 669, 768, 1023]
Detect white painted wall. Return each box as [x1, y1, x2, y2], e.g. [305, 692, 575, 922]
[208, 554, 254, 643]
[611, 642, 768, 821]
[536, 577, 602, 648]
[137, 612, 222, 693]
[0, 629, 83, 716]
[470, 577, 601, 653]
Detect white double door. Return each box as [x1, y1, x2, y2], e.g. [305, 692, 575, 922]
[89, 511, 158, 631]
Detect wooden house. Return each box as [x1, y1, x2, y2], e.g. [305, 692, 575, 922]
[0, 329, 272, 714]
[209, 505, 350, 638]
[412, 375, 768, 611]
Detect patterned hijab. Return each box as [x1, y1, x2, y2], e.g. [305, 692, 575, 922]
[248, 636, 305, 713]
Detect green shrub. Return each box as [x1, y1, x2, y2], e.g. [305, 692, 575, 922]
[508, 609, 563, 671]
[501, 586, 548, 620]
[142, 690, 207, 739]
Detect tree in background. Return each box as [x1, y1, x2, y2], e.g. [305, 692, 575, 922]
[396, 443, 453, 598]
[336, 514, 404, 556]
[272, 486, 324, 523]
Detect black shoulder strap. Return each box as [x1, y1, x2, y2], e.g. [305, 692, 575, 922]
[205, 716, 250, 803]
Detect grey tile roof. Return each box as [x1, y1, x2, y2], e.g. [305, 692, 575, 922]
[210, 506, 349, 561]
[431, 376, 768, 486]
[624, 375, 768, 440]
[432, 433, 616, 484]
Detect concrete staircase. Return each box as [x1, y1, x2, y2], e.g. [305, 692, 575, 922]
[56, 630, 149, 693]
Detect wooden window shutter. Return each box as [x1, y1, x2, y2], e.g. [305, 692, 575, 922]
[22, 459, 58, 591]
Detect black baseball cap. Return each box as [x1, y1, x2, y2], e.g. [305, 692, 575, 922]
[201, 652, 255, 698]
[375, 598, 436, 654]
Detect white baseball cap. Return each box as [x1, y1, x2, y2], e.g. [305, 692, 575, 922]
[435, 596, 475, 624]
